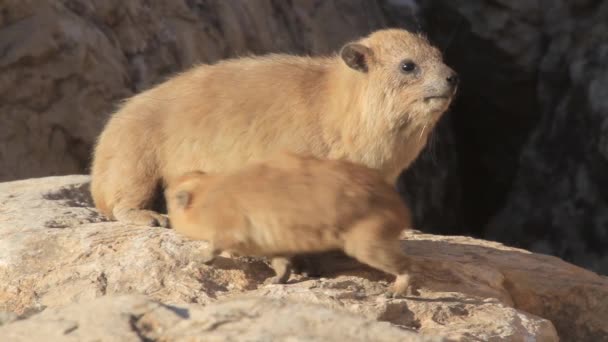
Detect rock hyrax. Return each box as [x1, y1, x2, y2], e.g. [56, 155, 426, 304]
[91, 28, 458, 227]
[165, 152, 417, 296]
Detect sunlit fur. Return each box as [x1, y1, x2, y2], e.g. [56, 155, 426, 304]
[90, 28, 457, 227]
[166, 151, 416, 295]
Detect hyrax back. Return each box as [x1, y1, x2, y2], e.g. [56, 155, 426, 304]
[91, 28, 458, 227]
[165, 152, 416, 296]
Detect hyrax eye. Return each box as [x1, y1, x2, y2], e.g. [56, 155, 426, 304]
[400, 60, 417, 73]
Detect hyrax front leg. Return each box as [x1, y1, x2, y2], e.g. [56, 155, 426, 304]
[198, 241, 221, 265]
[343, 219, 417, 297]
[96, 144, 169, 228]
[110, 176, 169, 228]
[266, 257, 293, 284]
[356, 242, 416, 297]
[113, 207, 169, 228]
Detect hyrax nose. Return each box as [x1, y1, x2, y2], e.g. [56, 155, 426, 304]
[446, 73, 459, 87]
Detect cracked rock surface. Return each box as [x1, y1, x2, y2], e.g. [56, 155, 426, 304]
[2, 176, 606, 340]
[0, 295, 448, 342]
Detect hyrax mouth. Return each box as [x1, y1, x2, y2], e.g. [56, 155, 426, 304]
[423, 95, 450, 103]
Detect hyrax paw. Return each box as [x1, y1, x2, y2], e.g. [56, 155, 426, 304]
[199, 256, 216, 265]
[384, 290, 406, 299]
[199, 249, 219, 265]
[264, 276, 287, 286]
[155, 215, 170, 228]
[148, 214, 170, 228]
[290, 258, 321, 278]
[114, 208, 170, 228]
[295, 266, 321, 278]
[407, 286, 420, 296]
[384, 285, 419, 299]
[386, 273, 419, 298]
[291, 267, 317, 278]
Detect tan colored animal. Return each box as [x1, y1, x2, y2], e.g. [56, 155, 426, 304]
[165, 152, 417, 296]
[91, 28, 458, 227]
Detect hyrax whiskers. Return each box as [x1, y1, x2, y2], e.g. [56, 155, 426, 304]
[91, 28, 458, 228]
[165, 152, 418, 296]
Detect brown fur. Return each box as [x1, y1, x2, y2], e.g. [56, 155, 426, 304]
[90, 28, 458, 227]
[165, 151, 416, 296]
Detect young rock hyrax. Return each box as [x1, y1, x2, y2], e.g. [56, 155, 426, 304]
[91, 28, 458, 227]
[165, 152, 417, 296]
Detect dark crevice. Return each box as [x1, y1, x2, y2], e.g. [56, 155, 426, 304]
[391, 3, 542, 236]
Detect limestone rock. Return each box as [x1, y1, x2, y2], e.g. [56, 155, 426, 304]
[391, 0, 608, 276]
[0, 176, 272, 313]
[250, 278, 557, 341]
[0, 295, 444, 342]
[4, 175, 607, 340]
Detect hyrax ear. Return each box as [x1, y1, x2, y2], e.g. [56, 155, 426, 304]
[174, 190, 193, 209]
[340, 43, 372, 72]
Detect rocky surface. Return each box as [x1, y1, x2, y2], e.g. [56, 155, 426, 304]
[0, 295, 447, 342]
[3, 176, 608, 340]
[1, 0, 608, 275]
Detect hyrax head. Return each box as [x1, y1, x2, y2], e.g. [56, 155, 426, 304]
[340, 29, 458, 130]
[165, 171, 212, 237]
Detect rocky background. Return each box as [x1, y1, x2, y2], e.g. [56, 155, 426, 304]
[1, 0, 607, 277]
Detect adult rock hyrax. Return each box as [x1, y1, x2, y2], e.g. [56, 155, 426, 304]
[165, 151, 417, 296]
[91, 28, 458, 227]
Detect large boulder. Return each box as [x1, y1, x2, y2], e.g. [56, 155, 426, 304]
[3, 175, 607, 340]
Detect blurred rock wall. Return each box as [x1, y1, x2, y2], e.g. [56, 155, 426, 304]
[396, 0, 608, 274]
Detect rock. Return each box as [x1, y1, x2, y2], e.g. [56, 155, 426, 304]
[483, 1, 608, 275]
[5, 176, 608, 340]
[250, 279, 557, 341]
[0, 176, 273, 312]
[0, 295, 444, 342]
[385, 0, 608, 276]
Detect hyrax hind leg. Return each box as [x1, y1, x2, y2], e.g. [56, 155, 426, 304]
[103, 161, 168, 228]
[110, 178, 169, 227]
[198, 241, 221, 265]
[343, 217, 417, 297]
[266, 257, 293, 285]
[113, 207, 169, 228]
